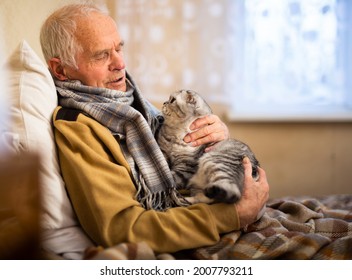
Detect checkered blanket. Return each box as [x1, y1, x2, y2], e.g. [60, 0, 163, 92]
[85, 194, 352, 260]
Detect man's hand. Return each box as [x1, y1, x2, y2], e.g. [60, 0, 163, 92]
[183, 114, 229, 151]
[235, 157, 270, 228]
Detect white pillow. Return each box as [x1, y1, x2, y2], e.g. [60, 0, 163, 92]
[3, 40, 94, 259]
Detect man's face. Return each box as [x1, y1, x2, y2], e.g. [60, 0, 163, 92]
[64, 12, 127, 92]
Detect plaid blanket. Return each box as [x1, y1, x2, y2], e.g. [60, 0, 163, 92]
[84, 194, 352, 260]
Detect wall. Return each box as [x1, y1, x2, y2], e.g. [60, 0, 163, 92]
[0, 0, 108, 62]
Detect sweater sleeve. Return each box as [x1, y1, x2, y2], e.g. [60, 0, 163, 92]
[53, 107, 240, 253]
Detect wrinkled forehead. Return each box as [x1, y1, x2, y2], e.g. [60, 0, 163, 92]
[75, 12, 120, 51]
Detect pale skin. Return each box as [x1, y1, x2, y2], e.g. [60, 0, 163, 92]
[48, 12, 269, 228]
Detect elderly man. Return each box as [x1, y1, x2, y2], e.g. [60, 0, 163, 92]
[40, 3, 269, 254]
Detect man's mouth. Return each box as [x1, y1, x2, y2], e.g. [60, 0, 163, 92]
[106, 75, 126, 91]
[109, 76, 124, 84]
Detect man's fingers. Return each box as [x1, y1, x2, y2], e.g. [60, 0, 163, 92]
[184, 123, 227, 145]
[243, 157, 253, 178]
[184, 114, 229, 147]
[190, 115, 217, 130]
[184, 129, 219, 146]
[257, 167, 267, 183]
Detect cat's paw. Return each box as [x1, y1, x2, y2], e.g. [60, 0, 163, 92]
[205, 184, 241, 204]
[184, 193, 214, 204]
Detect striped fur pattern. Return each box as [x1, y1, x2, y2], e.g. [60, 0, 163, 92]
[157, 89, 259, 204]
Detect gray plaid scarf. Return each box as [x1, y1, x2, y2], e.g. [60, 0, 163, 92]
[55, 73, 186, 210]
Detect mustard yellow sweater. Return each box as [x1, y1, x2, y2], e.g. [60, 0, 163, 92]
[53, 106, 240, 253]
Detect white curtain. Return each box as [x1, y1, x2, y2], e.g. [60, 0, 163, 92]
[114, 0, 237, 105]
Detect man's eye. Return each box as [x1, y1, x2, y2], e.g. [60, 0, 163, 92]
[96, 52, 109, 60]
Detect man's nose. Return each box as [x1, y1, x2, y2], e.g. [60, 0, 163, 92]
[109, 51, 125, 71]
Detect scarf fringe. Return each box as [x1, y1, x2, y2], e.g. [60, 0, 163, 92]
[136, 173, 189, 211]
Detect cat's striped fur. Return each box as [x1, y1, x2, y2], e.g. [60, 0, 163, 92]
[157, 89, 260, 204]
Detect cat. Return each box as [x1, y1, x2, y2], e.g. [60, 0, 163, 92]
[157, 89, 260, 205]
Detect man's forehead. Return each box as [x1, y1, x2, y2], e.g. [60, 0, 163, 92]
[75, 13, 121, 53]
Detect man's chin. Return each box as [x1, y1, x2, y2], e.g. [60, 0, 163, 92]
[107, 83, 127, 92]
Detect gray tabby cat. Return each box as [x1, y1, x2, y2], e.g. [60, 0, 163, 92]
[157, 89, 260, 205]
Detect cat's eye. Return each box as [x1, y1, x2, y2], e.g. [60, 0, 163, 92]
[170, 97, 176, 103]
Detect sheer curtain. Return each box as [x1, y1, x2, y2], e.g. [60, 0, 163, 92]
[114, 0, 236, 105]
[231, 0, 351, 120]
[114, 0, 351, 120]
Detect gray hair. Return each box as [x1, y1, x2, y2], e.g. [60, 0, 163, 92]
[40, 3, 108, 69]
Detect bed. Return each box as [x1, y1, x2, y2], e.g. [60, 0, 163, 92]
[2, 41, 351, 260]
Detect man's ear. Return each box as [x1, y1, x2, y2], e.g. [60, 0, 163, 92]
[48, 58, 68, 80]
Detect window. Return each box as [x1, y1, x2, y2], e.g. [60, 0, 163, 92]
[229, 0, 352, 121]
[115, 0, 351, 121]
